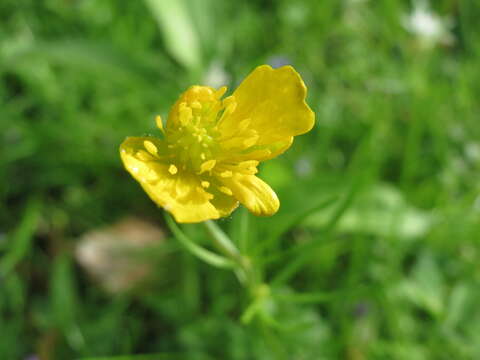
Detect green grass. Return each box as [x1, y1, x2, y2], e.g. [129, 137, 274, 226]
[1, 0, 480, 359]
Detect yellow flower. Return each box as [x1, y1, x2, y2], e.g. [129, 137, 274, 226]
[120, 65, 315, 223]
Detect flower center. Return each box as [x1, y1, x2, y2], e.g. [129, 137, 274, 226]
[165, 86, 231, 174]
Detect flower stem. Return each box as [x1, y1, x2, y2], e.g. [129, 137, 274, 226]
[202, 220, 256, 288]
[164, 214, 235, 269]
[203, 221, 241, 262]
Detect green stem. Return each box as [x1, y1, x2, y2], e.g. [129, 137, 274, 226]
[238, 208, 250, 253]
[202, 220, 257, 290]
[203, 220, 242, 263]
[169, 216, 266, 321]
[164, 214, 234, 269]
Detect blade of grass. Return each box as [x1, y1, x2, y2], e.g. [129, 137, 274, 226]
[270, 178, 362, 286]
[51, 252, 84, 350]
[0, 198, 40, 276]
[272, 284, 371, 305]
[144, 0, 202, 70]
[270, 124, 380, 286]
[260, 230, 346, 266]
[254, 194, 339, 256]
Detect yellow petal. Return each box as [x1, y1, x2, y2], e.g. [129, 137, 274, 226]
[209, 187, 239, 217]
[120, 137, 220, 223]
[222, 174, 279, 216]
[219, 65, 315, 158]
[213, 199, 238, 216]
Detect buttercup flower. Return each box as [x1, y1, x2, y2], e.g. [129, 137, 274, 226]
[120, 65, 315, 223]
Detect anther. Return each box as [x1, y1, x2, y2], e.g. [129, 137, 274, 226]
[215, 86, 227, 99]
[243, 131, 259, 147]
[155, 115, 164, 133]
[199, 160, 216, 174]
[144, 140, 158, 155]
[219, 186, 233, 196]
[191, 101, 202, 109]
[220, 170, 233, 178]
[168, 164, 178, 175]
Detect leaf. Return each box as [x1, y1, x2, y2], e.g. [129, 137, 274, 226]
[144, 0, 202, 70]
[303, 183, 433, 240]
[400, 251, 445, 317]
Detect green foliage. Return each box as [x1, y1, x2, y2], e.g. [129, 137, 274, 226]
[1, 0, 479, 359]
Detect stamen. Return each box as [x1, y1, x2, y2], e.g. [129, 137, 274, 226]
[219, 186, 233, 196]
[243, 130, 260, 147]
[238, 118, 251, 132]
[217, 96, 237, 126]
[168, 164, 178, 175]
[199, 159, 216, 174]
[155, 115, 164, 133]
[220, 170, 233, 178]
[215, 86, 227, 99]
[201, 181, 210, 188]
[238, 160, 259, 174]
[179, 102, 193, 126]
[190, 101, 202, 109]
[144, 140, 158, 156]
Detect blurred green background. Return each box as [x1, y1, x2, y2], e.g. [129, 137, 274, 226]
[1, 0, 480, 359]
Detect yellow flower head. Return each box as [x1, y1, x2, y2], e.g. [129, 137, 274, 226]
[120, 65, 315, 223]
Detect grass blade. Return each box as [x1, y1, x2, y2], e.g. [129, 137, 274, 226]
[0, 198, 40, 276]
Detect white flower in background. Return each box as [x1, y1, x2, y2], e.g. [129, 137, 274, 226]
[203, 61, 230, 88]
[402, 0, 454, 48]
